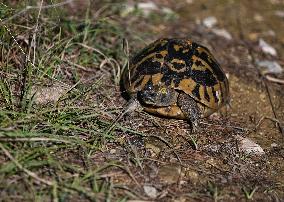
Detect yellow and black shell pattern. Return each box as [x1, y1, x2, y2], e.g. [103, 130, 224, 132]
[122, 38, 230, 118]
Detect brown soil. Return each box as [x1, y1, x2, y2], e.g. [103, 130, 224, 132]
[103, 0, 284, 201]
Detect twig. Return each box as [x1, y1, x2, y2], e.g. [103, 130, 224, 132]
[77, 42, 121, 84]
[263, 79, 284, 135]
[122, 38, 130, 86]
[30, 0, 43, 65]
[77, 43, 109, 59]
[265, 75, 284, 84]
[254, 116, 283, 131]
[63, 59, 97, 72]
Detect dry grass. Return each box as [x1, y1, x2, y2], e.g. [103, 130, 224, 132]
[0, 0, 283, 201]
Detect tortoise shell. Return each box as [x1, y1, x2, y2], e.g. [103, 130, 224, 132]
[122, 38, 229, 119]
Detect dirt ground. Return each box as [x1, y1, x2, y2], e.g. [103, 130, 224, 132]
[1, 0, 284, 201]
[105, 0, 284, 201]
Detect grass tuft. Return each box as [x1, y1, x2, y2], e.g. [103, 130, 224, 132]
[0, 1, 141, 200]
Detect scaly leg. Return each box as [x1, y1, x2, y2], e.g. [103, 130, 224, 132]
[177, 93, 201, 132]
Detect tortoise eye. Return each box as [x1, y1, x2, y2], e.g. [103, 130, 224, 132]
[160, 87, 167, 94]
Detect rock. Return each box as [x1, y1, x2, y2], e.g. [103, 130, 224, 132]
[271, 143, 278, 148]
[205, 157, 218, 167]
[173, 197, 187, 202]
[32, 83, 69, 104]
[256, 60, 283, 74]
[254, 13, 263, 22]
[161, 7, 178, 20]
[275, 10, 284, 18]
[143, 185, 158, 199]
[211, 28, 232, 40]
[136, 2, 158, 16]
[259, 38, 277, 56]
[161, 7, 175, 15]
[185, 169, 199, 184]
[145, 143, 161, 157]
[121, 2, 176, 17]
[158, 164, 181, 184]
[264, 30, 276, 37]
[109, 149, 116, 154]
[202, 16, 218, 28]
[248, 32, 259, 41]
[205, 144, 221, 153]
[186, 0, 194, 4]
[236, 135, 265, 155]
[121, 2, 157, 17]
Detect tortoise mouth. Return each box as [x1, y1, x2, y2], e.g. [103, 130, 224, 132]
[137, 92, 170, 107]
[137, 88, 179, 107]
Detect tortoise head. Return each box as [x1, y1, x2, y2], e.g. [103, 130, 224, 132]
[137, 80, 177, 107]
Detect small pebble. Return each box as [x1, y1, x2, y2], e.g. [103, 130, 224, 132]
[275, 10, 284, 18]
[32, 84, 68, 104]
[264, 30, 276, 37]
[203, 16, 218, 28]
[161, 7, 175, 15]
[186, 0, 194, 4]
[143, 185, 158, 199]
[121, 2, 176, 17]
[259, 38, 277, 56]
[158, 164, 181, 184]
[137, 2, 158, 14]
[110, 149, 116, 154]
[145, 143, 161, 157]
[256, 60, 283, 74]
[185, 170, 199, 184]
[236, 135, 265, 155]
[211, 28, 232, 40]
[271, 143, 278, 147]
[121, 2, 158, 17]
[254, 13, 263, 21]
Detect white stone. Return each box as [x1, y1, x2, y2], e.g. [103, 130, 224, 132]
[211, 28, 232, 40]
[161, 7, 175, 15]
[121, 2, 176, 17]
[143, 185, 158, 199]
[32, 84, 68, 104]
[275, 10, 284, 18]
[121, 2, 158, 17]
[137, 2, 158, 11]
[236, 135, 265, 155]
[186, 0, 194, 4]
[256, 60, 283, 74]
[259, 38, 277, 56]
[271, 143, 278, 147]
[203, 16, 218, 28]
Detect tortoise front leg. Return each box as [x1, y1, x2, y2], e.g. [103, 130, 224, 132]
[177, 93, 201, 132]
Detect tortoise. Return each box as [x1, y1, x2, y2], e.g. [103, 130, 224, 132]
[121, 38, 230, 130]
